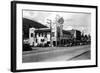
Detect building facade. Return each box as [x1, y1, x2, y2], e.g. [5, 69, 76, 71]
[29, 27, 81, 47]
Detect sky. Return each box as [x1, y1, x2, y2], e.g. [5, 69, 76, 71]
[23, 10, 91, 35]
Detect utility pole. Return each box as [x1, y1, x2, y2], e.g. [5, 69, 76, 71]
[47, 19, 53, 47]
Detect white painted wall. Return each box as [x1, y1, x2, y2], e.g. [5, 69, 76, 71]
[29, 28, 51, 45]
[0, 0, 100, 73]
[29, 28, 35, 45]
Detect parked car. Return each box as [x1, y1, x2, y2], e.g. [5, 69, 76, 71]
[23, 44, 32, 51]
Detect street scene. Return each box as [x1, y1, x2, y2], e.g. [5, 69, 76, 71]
[22, 10, 91, 63]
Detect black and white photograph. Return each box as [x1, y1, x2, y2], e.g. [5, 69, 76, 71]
[22, 10, 91, 62]
[11, 1, 97, 72]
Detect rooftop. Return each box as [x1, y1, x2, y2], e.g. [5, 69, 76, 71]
[23, 18, 48, 29]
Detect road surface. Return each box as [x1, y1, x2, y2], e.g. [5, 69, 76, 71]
[22, 45, 90, 63]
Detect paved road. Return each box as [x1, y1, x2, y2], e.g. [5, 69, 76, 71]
[22, 45, 90, 63]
